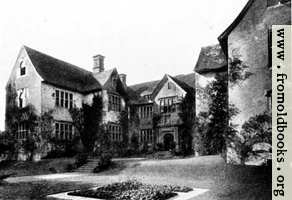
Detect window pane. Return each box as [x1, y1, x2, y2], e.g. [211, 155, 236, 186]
[56, 90, 59, 106]
[60, 91, 64, 107]
[65, 93, 69, 108]
[69, 93, 73, 108]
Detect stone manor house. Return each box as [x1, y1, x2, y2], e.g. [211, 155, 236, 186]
[5, 0, 291, 162]
[5, 45, 196, 157]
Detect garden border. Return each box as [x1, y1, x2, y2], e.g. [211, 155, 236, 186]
[47, 187, 209, 200]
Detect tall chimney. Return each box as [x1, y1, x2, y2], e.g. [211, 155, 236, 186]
[93, 54, 105, 73]
[119, 73, 127, 85]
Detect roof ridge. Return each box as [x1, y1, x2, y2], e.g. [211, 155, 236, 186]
[23, 45, 101, 93]
[24, 45, 92, 75]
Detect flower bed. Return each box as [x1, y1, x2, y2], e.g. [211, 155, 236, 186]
[68, 180, 193, 200]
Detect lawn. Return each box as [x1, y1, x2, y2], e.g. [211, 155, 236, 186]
[0, 158, 75, 177]
[97, 156, 271, 200]
[1, 155, 271, 200]
[0, 181, 94, 200]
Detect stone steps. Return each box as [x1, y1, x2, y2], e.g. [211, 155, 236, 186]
[75, 159, 100, 173]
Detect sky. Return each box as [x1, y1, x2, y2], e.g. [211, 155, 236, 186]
[0, 0, 248, 131]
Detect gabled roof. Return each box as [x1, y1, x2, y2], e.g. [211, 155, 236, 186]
[194, 44, 227, 74]
[93, 68, 116, 86]
[170, 75, 196, 94]
[24, 46, 101, 93]
[129, 73, 196, 99]
[218, 0, 255, 56]
[129, 79, 160, 96]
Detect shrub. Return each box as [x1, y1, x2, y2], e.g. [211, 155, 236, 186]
[65, 163, 77, 172]
[93, 153, 112, 173]
[156, 143, 164, 151]
[75, 153, 88, 168]
[48, 167, 57, 173]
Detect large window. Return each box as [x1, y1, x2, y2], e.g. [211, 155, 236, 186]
[108, 124, 122, 142]
[159, 96, 176, 113]
[16, 123, 29, 140]
[55, 121, 74, 140]
[139, 105, 153, 119]
[17, 88, 28, 108]
[140, 129, 153, 143]
[108, 94, 121, 112]
[55, 89, 73, 109]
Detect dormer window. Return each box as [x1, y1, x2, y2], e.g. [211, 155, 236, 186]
[20, 60, 26, 76]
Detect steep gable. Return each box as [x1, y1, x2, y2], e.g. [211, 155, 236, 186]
[93, 68, 116, 87]
[194, 44, 227, 74]
[129, 73, 196, 98]
[24, 46, 101, 94]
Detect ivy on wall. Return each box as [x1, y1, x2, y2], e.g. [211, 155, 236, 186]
[5, 84, 56, 160]
[229, 57, 254, 87]
[70, 95, 103, 153]
[178, 92, 196, 156]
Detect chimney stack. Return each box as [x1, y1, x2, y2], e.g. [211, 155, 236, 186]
[93, 54, 105, 73]
[119, 73, 127, 85]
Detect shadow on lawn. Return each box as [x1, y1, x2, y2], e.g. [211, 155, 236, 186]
[211, 164, 271, 200]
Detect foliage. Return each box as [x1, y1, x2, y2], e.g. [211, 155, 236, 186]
[178, 92, 196, 156]
[70, 95, 103, 152]
[44, 137, 79, 159]
[229, 57, 253, 87]
[152, 112, 161, 151]
[0, 132, 17, 160]
[94, 125, 111, 157]
[204, 73, 228, 155]
[68, 180, 193, 200]
[5, 84, 19, 134]
[118, 110, 129, 152]
[236, 113, 272, 164]
[193, 112, 209, 155]
[5, 84, 57, 160]
[93, 152, 112, 173]
[75, 153, 89, 168]
[129, 133, 139, 154]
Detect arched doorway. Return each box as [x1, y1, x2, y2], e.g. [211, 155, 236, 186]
[163, 134, 174, 151]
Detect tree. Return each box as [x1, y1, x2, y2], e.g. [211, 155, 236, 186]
[237, 113, 272, 164]
[178, 91, 196, 156]
[0, 131, 17, 160]
[70, 95, 103, 153]
[152, 112, 161, 151]
[204, 73, 228, 155]
[119, 110, 129, 147]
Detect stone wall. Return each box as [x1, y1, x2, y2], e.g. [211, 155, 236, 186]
[226, 0, 291, 163]
[41, 82, 84, 122]
[228, 0, 291, 132]
[6, 47, 43, 116]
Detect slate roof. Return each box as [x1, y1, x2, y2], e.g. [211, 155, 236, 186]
[194, 44, 227, 74]
[24, 46, 101, 93]
[129, 73, 196, 99]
